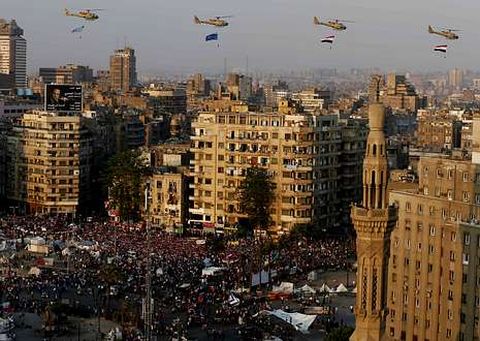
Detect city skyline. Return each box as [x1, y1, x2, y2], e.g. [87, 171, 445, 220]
[3, 0, 480, 75]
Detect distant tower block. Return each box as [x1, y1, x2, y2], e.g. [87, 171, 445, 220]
[350, 103, 398, 341]
[170, 115, 180, 137]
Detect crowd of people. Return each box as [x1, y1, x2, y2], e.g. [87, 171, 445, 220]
[0, 215, 355, 339]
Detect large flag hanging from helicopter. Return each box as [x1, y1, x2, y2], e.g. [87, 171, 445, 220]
[71, 25, 85, 33]
[205, 33, 219, 42]
[433, 44, 448, 53]
[205, 33, 219, 47]
[321, 35, 335, 44]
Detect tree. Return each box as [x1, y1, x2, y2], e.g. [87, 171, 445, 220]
[103, 150, 149, 221]
[325, 325, 354, 341]
[237, 167, 276, 233]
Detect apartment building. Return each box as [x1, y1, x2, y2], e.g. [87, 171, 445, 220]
[189, 108, 365, 233]
[386, 155, 480, 341]
[6, 111, 93, 214]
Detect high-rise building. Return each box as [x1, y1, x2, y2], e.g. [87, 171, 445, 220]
[386, 154, 480, 340]
[448, 68, 464, 89]
[6, 111, 94, 214]
[350, 103, 398, 340]
[109, 47, 136, 93]
[0, 19, 27, 88]
[39, 64, 93, 85]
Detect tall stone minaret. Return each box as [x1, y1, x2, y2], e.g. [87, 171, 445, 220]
[350, 102, 397, 341]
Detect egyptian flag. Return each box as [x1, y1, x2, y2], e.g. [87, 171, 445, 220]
[321, 35, 335, 44]
[434, 45, 448, 53]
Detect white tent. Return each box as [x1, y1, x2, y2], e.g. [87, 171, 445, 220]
[351, 287, 357, 293]
[28, 267, 41, 276]
[264, 309, 317, 334]
[319, 283, 331, 293]
[336, 283, 348, 293]
[272, 282, 294, 295]
[296, 284, 316, 295]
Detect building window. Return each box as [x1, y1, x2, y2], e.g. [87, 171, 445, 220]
[463, 253, 470, 265]
[451, 232, 456, 241]
[430, 225, 436, 236]
[405, 219, 411, 230]
[417, 222, 423, 231]
[463, 172, 469, 182]
[464, 233, 471, 245]
[406, 202, 411, 212]
[418, 204, 424, 215]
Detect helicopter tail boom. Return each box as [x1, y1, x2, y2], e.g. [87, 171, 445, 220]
[428, 25, 435, 34]
[313, 16, 321, 25]
[194, 16, 202, 24]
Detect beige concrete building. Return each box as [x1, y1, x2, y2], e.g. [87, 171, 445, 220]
[109, 47, 136, 93]
[448, 68, 464, 89]
[416, 117, 462, 151]
[369, 74, 419, 112]
[386, 155, 480, 341]
[6, 111, 93, 214]
[150, 170, 186, 231]
[190, 107, 364, 233]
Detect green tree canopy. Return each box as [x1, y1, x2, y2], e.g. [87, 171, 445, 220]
[103, 150, 149, 221]
[325, 325, 354, 341]
[237, 167, 276, 232]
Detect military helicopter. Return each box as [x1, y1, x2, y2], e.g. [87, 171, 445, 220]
[64, 8, 103, 21]
[193, 15, 232, 27]
[313, 17, 353, 31]
[428, 25, 460, 40]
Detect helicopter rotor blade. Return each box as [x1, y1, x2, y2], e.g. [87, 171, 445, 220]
[328, 19, 355, 23]
[216, 15, 234, 19]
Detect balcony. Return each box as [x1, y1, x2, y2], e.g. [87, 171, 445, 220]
[189, 208, 205, 215]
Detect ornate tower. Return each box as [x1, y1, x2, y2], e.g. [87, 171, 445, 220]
[350, 103, 397, 341]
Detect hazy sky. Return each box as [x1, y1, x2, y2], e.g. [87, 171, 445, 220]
[3, 0, 480, 75]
